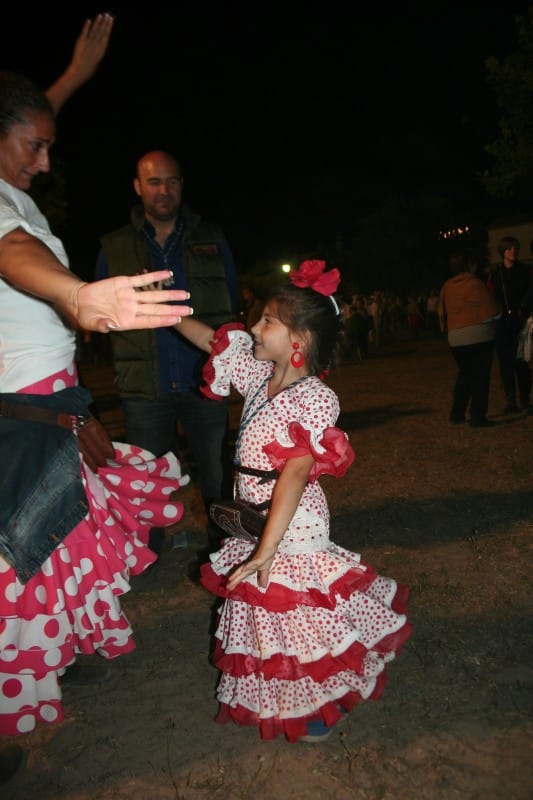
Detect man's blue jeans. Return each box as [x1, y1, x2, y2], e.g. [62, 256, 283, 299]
[121, 392, 232, 510]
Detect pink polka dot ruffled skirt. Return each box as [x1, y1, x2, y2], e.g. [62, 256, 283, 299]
[0, 441, 188, 736]
[200, 538, 413, 743]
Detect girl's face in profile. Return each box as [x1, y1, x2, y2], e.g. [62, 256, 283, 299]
[251, 301, 293, 363]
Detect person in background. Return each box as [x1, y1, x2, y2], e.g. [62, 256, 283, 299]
[406, 295, 423, 340]
[339, 298, 370, 362]
[94, 150, 237, 564]
[487, 236, 533, 415]
[439, 251, 500, 427]
[425, 289, 441, 338]
[242, 284, 263, 331]
[367, 292, 383, 348]
[176, 259, 412, 743]
[352, 295, 371, 359]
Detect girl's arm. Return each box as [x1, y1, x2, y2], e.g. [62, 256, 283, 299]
[175, 316, 215, 353]
[226, 453, 314, 590]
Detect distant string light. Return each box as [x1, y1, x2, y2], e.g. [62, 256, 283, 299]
[439, 226, 470, 240]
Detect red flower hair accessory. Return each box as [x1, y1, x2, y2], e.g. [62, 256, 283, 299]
[289, 260, 341, 297]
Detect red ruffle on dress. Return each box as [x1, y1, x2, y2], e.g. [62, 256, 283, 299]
[0, 366, 189, 736]
[199, 325, 412, 743]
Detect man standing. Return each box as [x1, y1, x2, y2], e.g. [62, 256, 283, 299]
[241, 285, 263, 331]
[487, 236, 533, 415]
[95, 150, 237, 557]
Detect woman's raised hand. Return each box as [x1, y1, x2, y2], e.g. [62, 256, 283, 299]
[45, 12, 115, 115]
[68, 13, 114, 86]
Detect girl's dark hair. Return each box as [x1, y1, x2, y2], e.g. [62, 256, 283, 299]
[267, 283, 342, 376]
[0, 71, 53, 137]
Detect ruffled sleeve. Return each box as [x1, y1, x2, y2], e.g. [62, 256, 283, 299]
[263, 421, 355, 480]
[200, 322, 255, 399]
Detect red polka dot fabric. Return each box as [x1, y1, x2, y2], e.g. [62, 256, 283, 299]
[199, 328, 413, 743]
[0, 369, 189, 736]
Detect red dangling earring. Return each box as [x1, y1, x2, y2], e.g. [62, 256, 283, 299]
[291, 341, 305, 368]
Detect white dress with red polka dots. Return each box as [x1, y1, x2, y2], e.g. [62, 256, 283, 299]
[200, 324, 412, 743]
[0, 366, 189, 737]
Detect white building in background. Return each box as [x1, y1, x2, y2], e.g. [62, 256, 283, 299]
[487, 213, 533, 267]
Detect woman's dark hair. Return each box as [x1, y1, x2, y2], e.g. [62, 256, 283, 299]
[267, 283, 342, 376]
[0, 71, 53, 137]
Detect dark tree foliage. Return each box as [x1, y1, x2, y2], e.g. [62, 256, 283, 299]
[482, 6, 533, 200]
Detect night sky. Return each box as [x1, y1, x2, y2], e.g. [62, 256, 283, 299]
[3, 1, 531, 275]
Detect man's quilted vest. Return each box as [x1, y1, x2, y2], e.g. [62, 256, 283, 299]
[100, 204, 234, 399]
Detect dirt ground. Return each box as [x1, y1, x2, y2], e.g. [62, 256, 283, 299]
[4, 334, 533, 800]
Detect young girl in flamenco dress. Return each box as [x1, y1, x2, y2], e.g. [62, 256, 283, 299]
[179, 260, 412, 742]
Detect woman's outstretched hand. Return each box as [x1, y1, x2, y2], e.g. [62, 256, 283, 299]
[73, 271, 193, 333]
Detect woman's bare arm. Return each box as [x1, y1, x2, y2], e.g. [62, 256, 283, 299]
[45, 13, 114, 115]
[0, 228, 192, 333]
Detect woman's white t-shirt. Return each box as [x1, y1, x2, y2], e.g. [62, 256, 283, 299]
[0, 179, 76, 392]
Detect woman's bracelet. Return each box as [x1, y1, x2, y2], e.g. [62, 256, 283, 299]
[69, 281, 88, 309]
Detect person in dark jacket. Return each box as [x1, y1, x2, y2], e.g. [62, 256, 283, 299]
[487, 236, 533, 415]
[94, 150, 238, 559]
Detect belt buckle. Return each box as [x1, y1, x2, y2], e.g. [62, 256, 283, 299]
[73, 414, 90, 435]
